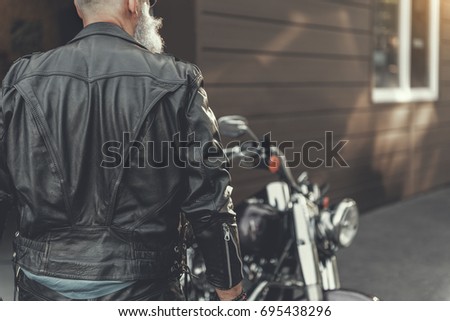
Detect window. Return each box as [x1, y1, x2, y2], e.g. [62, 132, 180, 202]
[373, 0, 440, 103]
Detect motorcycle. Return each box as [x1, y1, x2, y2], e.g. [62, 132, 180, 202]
[183, 115, 378, 301]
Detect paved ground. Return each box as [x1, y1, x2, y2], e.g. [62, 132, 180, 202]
[337, 186, 450, 301]
[1, 186, 450, 301]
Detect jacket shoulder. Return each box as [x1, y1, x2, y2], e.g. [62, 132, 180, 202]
[2, 51, 49, 87]
[156, 53, 203, 87]
[2, 54, 32, 87]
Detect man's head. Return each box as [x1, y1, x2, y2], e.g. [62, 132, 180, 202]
[74, 0, 164, 53]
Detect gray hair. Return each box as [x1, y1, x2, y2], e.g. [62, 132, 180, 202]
[75, 0, 123, 13]
[76, 0, 101, 8]
[76, 0, 146, 9]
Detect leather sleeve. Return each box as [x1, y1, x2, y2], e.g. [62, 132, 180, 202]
[180, 78, 243, 290]
[0, 87, 13, 240]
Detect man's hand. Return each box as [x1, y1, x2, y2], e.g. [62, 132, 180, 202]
[215, 283, 244, 301]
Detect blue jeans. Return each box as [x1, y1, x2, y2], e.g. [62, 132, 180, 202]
[17, 270, 185, 301]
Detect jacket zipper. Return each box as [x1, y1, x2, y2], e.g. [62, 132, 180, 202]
[222, 223, 233, 289]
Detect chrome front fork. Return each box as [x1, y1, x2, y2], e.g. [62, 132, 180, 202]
[320, 256, 341, 291]
[291, 194, 342, 300]
[292, 194, 323, 301]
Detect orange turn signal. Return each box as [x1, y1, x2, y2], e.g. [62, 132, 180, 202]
[268, 155, 281, 174]
[323, 196, 330, 209]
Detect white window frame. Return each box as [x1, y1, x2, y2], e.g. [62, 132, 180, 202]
[373, 0, 440, 104]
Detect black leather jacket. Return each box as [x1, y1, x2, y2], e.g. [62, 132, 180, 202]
[0, 22, 243, 289]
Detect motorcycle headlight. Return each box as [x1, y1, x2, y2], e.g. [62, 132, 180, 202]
[332, 199, 359, 248]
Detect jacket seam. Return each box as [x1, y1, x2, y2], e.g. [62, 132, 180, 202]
[184, 84, 218, 209]
[129, 185, 181, 230]
[7, 71, 186, 87]
[68, 31, 147, 49]
[0, 86, 12, 142]
[13, 85, 74, 221]
[105, 87, 181, 225]
[188, 72, 203, 88]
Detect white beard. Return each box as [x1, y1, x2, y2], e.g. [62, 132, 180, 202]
[134, 2, 164, 54]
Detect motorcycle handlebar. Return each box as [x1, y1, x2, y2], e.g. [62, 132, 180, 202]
[224, 143, 328, 204]
[269, 146, 302, 193]
[223, 144, 302, 193]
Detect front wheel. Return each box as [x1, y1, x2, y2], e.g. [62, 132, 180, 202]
[324, 289, 379, 301]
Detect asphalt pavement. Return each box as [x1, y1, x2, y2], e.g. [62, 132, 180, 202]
[337, 186, 450, 300]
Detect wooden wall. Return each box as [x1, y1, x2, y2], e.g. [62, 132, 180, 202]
[193, 0, 450, 212]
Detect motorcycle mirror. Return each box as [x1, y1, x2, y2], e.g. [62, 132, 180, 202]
[218, 115, 250, 138]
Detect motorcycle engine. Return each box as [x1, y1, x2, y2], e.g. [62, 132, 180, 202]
[237, 200, 284, 259]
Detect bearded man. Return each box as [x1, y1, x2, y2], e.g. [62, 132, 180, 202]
[0, 0, 244, 301]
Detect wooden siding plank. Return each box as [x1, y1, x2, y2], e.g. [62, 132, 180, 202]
[243, 106, 413, 140]
[413, 103, 450, 127]
[309, 151, 410, 194]
[440, 85, 450, 101]
[200, 15, 371, 57]
[280, 124, 450, 165]
[441, 43, 450, 62]
[413, 123, 450, 150]
[201, 52, 369, 84]
[411, 146, 450, 194]
[412, 145, 450, 172]
[210, 102, 447, 154]
[441, 64, 450, 82]
[443, 1, 450, 21]
[199, 0, 371, 31]
[337, 130, 411, 162]
[442, 20, 450, 41]
[307, 130, 410, 164]
[342, 0, 371, 6]
[414, 166, 450, 194]
[209, 86, 371, 117]
[316, 143, 450, 192]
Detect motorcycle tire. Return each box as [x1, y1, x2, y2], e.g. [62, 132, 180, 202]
[324, 289, 379, 301]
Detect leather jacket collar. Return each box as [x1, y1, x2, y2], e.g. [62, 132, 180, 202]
[68, 22, 147, 50]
